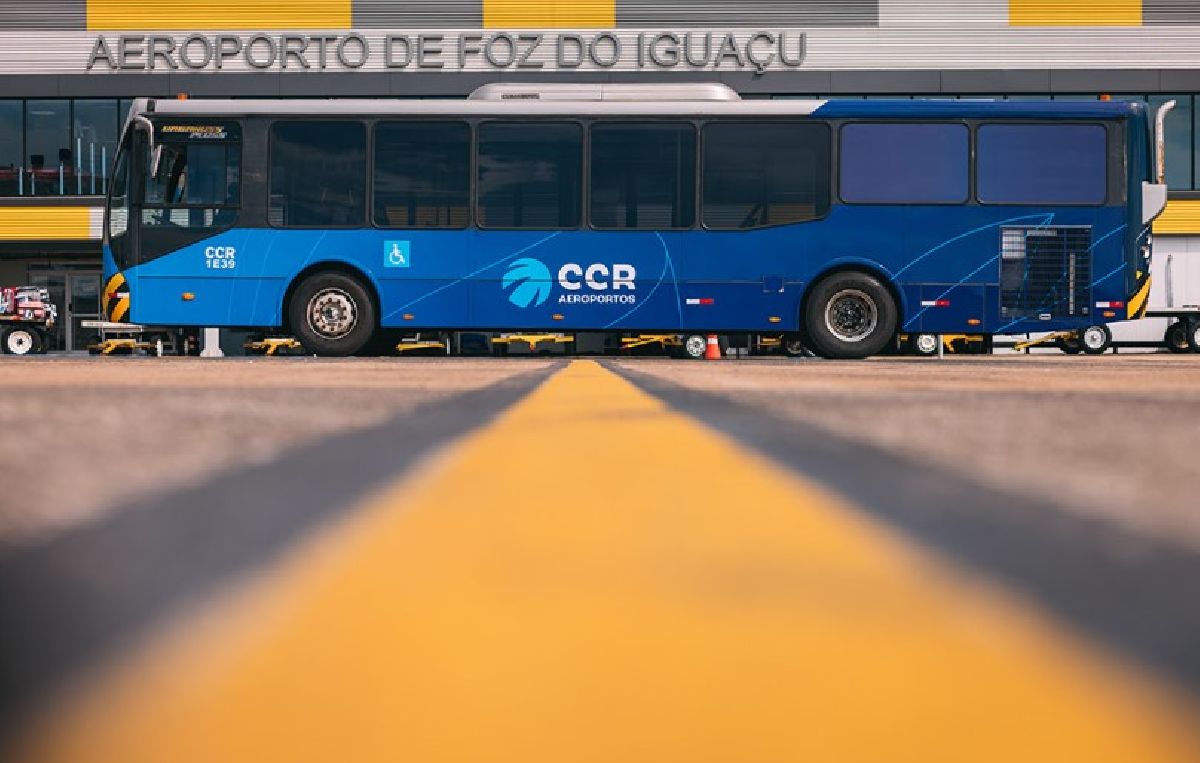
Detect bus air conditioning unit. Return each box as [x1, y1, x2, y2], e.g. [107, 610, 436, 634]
[1000, 226, 1093, 320]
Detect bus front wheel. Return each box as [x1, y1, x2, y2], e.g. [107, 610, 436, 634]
[288, 272, 377, 357]
[804, 272, 898, 359]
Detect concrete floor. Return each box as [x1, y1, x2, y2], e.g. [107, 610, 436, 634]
[0, 357, 554, 547]
[621, 355, 1200, 552]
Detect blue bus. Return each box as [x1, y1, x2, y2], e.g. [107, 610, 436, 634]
[101, 83, 1174, 358]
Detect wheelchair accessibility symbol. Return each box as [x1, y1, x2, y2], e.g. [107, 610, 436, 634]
[384, 240, 411, 268]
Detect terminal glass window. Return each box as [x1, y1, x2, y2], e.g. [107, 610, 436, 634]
[840, 123, 969, 204]
[476, 122, 582, 229]
[0, 101, 20, 196]
[1148, 95, 1194, 190]
[271, 120, 366, 227]
[590, 122, 696, 229]
[74, 100, 120, 196]
[373, 121, 470, 228]
[25, 100, 70, 196]
[701, 121, 830, 229]
[977, 124, 1108, 205]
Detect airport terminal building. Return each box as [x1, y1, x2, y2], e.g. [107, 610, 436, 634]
[1, 1, 1198, 350]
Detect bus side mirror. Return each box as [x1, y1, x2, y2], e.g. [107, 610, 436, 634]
[150, 145, 163, 179]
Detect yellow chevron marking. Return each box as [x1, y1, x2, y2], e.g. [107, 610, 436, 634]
[484, 0, 614, 29]
[1154, 199, 1200, 235]
[15, 360, 1200, 763]
[1128, 276, 1152, 319]
[87, 0, 349, 30]
[110, 297, 130, 324]
[100, 273, 124, 317]
[1010, 0, 1143, 26]
[0, 207, 92, 241]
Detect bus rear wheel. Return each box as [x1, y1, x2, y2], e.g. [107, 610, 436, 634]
[804, 272, 897, 359]
[288, 272, 376, 357]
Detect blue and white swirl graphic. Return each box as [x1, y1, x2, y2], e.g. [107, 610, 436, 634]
[502, 257, 552, 308]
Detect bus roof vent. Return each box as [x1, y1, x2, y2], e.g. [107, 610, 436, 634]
[468, 83, 741, 102]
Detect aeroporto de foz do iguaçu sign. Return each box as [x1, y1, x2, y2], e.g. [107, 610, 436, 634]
[85, 31, 807, 73]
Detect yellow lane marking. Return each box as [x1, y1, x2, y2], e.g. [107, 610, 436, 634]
[1010, 0, 1143, 26]
[0, 207, 92, 241]
[87, 0, 349, 30]
[484, 0, 614, 29]
[17, 360, 1200, 763]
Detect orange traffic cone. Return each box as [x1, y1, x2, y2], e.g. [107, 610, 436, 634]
[704, 333, 722, 360]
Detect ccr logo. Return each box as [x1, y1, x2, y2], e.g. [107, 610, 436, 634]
[502, 258, 552, 308]
[502, 258, 639, 308]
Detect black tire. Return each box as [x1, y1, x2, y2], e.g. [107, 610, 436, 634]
[1055, 335, 1082, 354]
[1186, 319, 1200, 353]
[681, 334, 709, 360]
[803, 272, 898, 359]
[1165, 322, 1191, 354]
[1080, 324, 1112, 355]
[287, 271, 376, 357]
[2, 326, 41, 355]
[907, 333, 940, 357]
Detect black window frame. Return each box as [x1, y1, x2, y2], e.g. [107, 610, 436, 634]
[371, 118, 473, 230]
[837, 120, 973, 206]
[974, 120, 1113, 208]
[268, 118, 368, 229]
[586, 119, 699, 232]
[699, 119, 833, 231]
[473, 118, 585, 232]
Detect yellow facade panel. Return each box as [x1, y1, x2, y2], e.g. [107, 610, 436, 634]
[0, 207, 92, 241]
[1010, 0, 1143, 26]
[87, 0, 350, 31]
[1153, 200, 1200, 235]
[484, 0, 614, 29]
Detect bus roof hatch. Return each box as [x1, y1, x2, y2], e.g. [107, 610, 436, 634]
[467, 83, 742, 102]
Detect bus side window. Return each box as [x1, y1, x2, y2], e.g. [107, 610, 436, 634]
[977, 123, 1108, 205]
[840, 123, 969, 205]
[590, 122, 696, 230]
[701, 121, 830, 230]
[270, 121, 366, 227]
[476, 122, 582, 230]
[373, 121, 470, 229]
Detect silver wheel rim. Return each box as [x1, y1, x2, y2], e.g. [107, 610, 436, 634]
[684, 335, 707, 358]
[6, 330, 33, 354]
[306, 288, 358, 339]
[1083, 328, 1106, 349]
[825, 289, 878, 343]
[1193, 326, 1200, 347]
[784, 339, 805, 355]
[915, 334, 939, 354]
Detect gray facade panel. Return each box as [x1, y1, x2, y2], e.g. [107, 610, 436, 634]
[616, 0, 877, 27]
[352, 1, 482, 28]
[0, 3, 84, 30]
[1145, 1, 1200, 25]
[829, 69, 941, 94]
[940, 70, 1052, 94]
[1050, 69, 1163, 94]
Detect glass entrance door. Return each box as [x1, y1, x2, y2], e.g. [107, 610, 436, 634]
[67, 271, 101, 351]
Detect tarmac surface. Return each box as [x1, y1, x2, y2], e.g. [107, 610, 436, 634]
[1, 353, 1198, 761]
